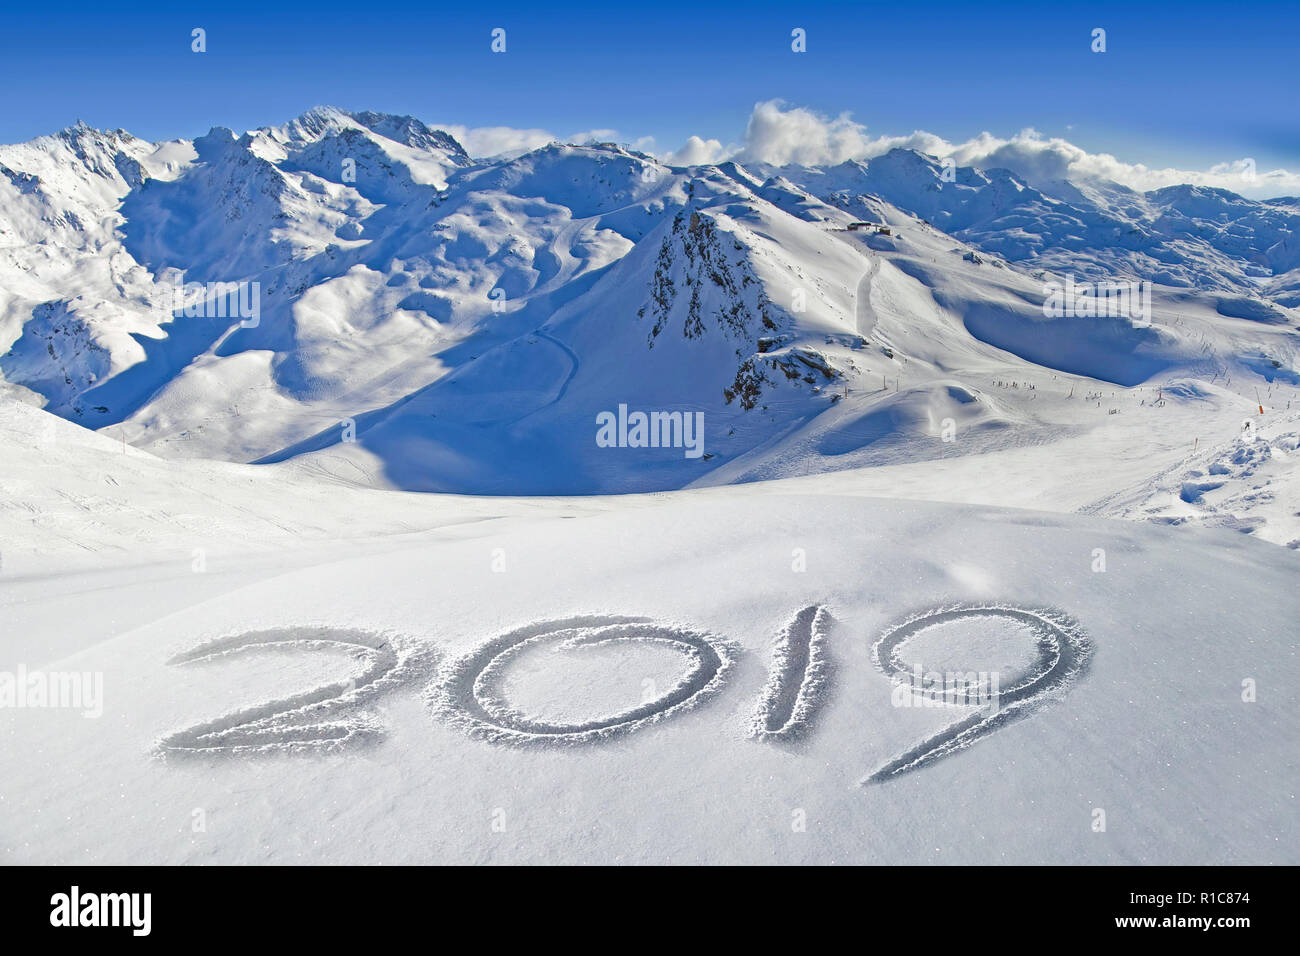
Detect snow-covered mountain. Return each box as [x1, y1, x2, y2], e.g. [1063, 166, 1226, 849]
[765, 149, 1300, 300]
[4, 108, 1299, 868]
[2, 108, 1298, 515]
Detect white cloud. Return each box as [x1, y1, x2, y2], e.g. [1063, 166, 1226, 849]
[947, 128, 1300, 198]
[728, 102, 1300, 199]
[725, 100, 948, 167]
[570, 129, 620, 145]
[738, 100, 875, 166]
[434, 103, 1300, 198]
[663, 135, 727, 166]
[440, 124, 647, 159]
[437, 124, 556, 159]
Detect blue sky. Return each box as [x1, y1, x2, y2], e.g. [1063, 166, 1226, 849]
[3, 0, 1296, 177]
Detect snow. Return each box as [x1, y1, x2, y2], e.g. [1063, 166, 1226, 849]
[3, 478, 1296, 863]
[2, 109, 1298, 864]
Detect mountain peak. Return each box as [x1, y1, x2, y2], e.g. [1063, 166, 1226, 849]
[273, 106, 470, 164]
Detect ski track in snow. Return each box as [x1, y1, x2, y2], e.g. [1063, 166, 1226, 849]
[864, 605, 1092, 784]
[155, 627, 432, 758]
[428, 615, 735, 746]
[749, 605, 834, 742]
[853, 255, 879, 339]
[508, 328, 580, 424]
